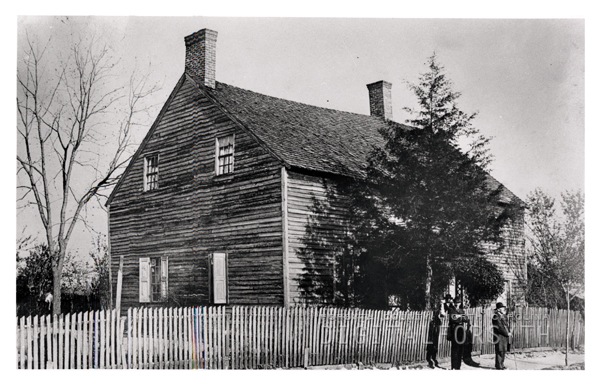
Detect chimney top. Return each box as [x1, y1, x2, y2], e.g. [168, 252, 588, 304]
[366, 80, 393, 121]
[184, 29, 218, 88]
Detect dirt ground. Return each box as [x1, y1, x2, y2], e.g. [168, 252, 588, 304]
[309, 349, 585, 370]
[429, 349, 585, 370]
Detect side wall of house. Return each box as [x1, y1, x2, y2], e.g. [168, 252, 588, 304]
[285, 170, 350, 304]
[285, 170, 527, 307]
[481, 207, 527, 306]
[109, 76, 284, 309]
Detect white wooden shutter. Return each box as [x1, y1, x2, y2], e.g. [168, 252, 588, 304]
[160, 256, 169, 301]
[139, 257, 150, 303]
[212, 253, 228, 304]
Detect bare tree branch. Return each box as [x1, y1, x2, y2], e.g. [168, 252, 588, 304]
[17, 25, 160, 314]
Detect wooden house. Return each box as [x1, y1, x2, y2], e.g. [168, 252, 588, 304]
[107, 28, 526, 309]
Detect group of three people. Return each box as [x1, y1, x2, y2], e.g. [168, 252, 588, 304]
[426, 294, 511, 370]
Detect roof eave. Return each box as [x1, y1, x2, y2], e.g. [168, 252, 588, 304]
[187, 74, 289, 169]
[105, 74, 187, 207]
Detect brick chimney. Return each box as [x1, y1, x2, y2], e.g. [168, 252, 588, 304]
[184, 29, 218, 89]
[366, 80, 393, 120]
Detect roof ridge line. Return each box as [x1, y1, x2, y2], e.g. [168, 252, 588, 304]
[187, 74, 289, 168]
[215, 80, 401, 122]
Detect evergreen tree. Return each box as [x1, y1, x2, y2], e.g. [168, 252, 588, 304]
[354, 54, 509, 309]
[298, 54, 513, 310]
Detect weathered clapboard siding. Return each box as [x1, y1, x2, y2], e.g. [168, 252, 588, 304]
[481, 210, 527, 304]
[285, 171, 350, 304]
[284, 170, 527, 306]
[110, 75, 285, 308]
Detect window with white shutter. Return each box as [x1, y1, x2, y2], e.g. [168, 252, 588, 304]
[150, 257, 161, 301]
[139, 256, 168, 303]
[160, 256, 169, 301]
[212, 252, 228, 304]
[139, 257, 150, 303]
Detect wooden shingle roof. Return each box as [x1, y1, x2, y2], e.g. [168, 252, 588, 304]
[106, 73, 524, 208]
[204, 79, 413, 178]
[198, 77, 524, 207]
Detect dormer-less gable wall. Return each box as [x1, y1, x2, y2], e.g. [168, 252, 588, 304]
[109, 76, 285, 308]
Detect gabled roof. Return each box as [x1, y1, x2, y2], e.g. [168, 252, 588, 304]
[199, 77, 524, 207]
[107, 72, 524, 208]
[202, 78, 409, 178]
[106, 75, 186, 206]
[485, 174, 525, 207]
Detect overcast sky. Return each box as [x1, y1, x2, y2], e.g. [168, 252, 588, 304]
[15, 15, 585, 257]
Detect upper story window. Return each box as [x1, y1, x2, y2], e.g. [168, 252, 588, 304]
[144, 154, 159, 191]
[216, 135, 235, 175]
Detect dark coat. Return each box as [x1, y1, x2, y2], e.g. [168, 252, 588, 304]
[447, 305, 468, 343]
[427, 309, 444, 347]
[492, 311, 510, 352]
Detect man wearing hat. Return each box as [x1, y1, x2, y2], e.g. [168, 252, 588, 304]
[426, 296, 447, 368]
[445, 295, 469, 370]
[492, 302, 512, 370]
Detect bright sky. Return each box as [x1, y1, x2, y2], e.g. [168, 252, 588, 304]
[12, 2, 584, 260]
[15, 15, 584, 257]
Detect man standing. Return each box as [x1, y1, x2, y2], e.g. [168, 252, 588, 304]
[492, 302, 511, 370]
[446, 295, 469, 370]
[459, 302, 480, 367]
[426, 297, 447, 368]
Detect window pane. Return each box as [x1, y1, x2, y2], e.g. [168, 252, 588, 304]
[150, 257, 161, 302]
[145, 155, 159, 190]
[216, 135, 234, 175]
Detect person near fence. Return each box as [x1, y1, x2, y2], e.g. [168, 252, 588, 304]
[458, 302, 480, 367]
[44, 292, 53, 312]
[446, 295, 469, 370]
[492, 302, 512, 370]
[426, 297, 447, 368]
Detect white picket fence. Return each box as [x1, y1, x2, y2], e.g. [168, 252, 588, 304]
[16, 308, 198, 369]
[16, 305, 585, 369]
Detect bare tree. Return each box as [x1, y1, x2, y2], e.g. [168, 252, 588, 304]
[526, 189, 584, 365]
[17, 29, 158, 314]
